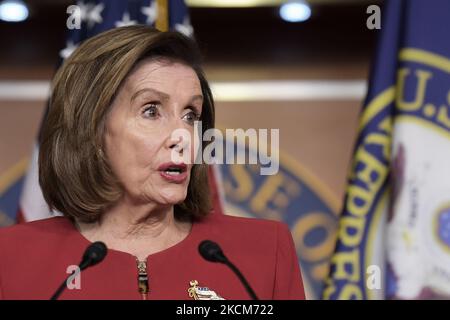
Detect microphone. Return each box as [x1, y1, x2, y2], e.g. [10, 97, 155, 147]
[198, 240, 259, 300]
[79, 241, 108, 270]
[50, 241, 107, 300]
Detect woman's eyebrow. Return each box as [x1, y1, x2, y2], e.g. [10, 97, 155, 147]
[130, 88, 170, 103]
[130, 89, 203, 105]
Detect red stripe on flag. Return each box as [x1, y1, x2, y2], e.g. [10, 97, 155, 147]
[16, 207, 26, 224]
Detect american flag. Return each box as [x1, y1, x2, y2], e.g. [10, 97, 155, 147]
[17, 0, 224, 223]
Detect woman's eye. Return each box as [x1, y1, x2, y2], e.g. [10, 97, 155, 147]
[182, 109, 200, 124]
[142, 104, 159, 118]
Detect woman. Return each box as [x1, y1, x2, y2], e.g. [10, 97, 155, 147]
[0, 26, 305, 300]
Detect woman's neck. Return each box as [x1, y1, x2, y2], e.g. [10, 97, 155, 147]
[76, 200, 191, 261]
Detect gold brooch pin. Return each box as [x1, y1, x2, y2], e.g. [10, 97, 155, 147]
[188, 280, 225, 300]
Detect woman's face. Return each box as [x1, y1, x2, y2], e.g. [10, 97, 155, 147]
[104, 59, 203, 207]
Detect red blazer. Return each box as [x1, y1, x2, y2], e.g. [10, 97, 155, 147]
[0, 213, 305, 300]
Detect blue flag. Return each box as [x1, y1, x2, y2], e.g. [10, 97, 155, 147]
[62, 0, 192, 60]
[324, 0, 450, 299]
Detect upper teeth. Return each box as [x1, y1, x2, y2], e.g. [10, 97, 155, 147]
[165, 170, 181, 175]
[165, 169, 181, 175]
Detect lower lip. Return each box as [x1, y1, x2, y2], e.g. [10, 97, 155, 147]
[159, 171, 188, 183]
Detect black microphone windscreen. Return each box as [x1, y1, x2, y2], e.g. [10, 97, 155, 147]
[198, 240, 227, 263]
[81, 241, 107, 269]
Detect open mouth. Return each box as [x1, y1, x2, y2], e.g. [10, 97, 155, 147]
[158, 162, 188, 178]
[163, 167, 185, 176]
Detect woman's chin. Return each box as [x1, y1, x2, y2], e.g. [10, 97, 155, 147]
[154, 191, 187, 206]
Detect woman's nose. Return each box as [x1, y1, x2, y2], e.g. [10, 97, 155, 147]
[164, 120, 191, 154]
[167, 133, 192, 164]
[168, 135, 183, 153]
